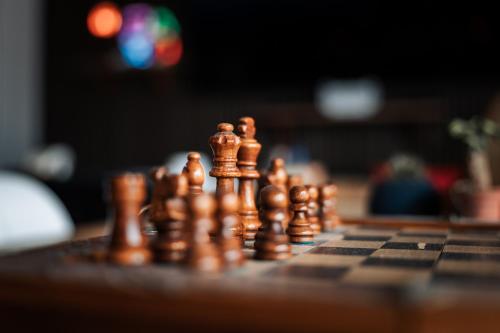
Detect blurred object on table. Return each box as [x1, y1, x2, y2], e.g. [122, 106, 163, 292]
[370, 154, 440, 216]
[0, 171, 74, 253]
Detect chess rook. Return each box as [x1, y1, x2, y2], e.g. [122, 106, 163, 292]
[287, 186, 314, 244]
[237, 117, 262, 240]
[209, 123, 241, 196]
[108, 173, 152, 265]
[254, 185, 292, 260]
[217, 192, 245, 268]
[150, 172, 189, 263]
[182, 152, 205, 196]
[306, 185, 322, 234]
[319, 184, 340, 231]
[184, 193, 223, 272]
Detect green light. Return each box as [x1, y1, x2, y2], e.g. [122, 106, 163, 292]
[155, 7, 180, 37]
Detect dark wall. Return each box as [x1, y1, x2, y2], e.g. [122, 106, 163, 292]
[44, 1, 500, 175]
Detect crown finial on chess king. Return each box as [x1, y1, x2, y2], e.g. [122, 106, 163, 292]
[237, 117, 262, 240]
[209, 123, 241, 195]
[108, 173, 152, 265]
[182, 152, 205, 196]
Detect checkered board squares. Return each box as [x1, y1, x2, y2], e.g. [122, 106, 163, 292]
[264, 225, 500, 290]
[433, 231, 500, 287]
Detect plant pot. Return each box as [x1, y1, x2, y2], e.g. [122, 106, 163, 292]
[451, 180, 500, 222]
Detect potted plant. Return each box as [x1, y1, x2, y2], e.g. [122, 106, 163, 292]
[449, 117, 500, 221]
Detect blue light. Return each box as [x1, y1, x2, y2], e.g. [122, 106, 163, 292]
[118, 33, 154, 69]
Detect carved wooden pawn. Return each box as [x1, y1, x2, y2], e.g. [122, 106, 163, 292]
[108, 173, 152, 266]
[286, 174, 303, 219]
[287, 186, 314, 244]
[150, 172, 189, 263]
[306, 185, 322, 235]
[319, 184, 340, 232]
[209, 123, 241, 196]
[184, 193, 223, 272]
[182, 152, 205, 196]
[262, 158, 290, 229]
[254, 185, 292, 260]
[237, 117, 262, 240]
[217, 192, 245, 268]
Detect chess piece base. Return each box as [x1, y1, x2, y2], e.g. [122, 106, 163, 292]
[108, 247, 152, 266]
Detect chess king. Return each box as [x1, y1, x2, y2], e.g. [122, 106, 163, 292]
[237, 117, 262, 240]
[209, 123, 241, 196]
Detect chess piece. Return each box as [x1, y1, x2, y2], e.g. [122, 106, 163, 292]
[263, 158, 288, 192]
[254, 185, 292, 260]
[286, 174, 303, 219]
[287, 186, 314, 244]
[237, 117, 262, 240]
[287, 174, 304, 192]
[319, 184, 340, 232]
[184, 193, 223, 272]
[305, 185, 321, 235]
[108, 173, 152, 265]
[150, 172, 189, 263]
[262, 158, 290, 228]
[182, 152, 205, 196]
[209, 123, 241, 196]
[217, 192, 245, 268]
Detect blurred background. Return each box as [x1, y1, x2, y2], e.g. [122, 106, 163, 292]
[2, 0, 500, 249]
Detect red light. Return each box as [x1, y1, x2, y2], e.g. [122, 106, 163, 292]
[155, 37, 183, 67]
[87, 2, 122, 38]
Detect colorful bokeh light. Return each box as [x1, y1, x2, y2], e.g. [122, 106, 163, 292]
[87, 2, 183, 70]
[87, 2, 122, 38]
[155, 37, 183, 67]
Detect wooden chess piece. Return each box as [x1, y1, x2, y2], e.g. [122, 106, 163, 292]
[262, 158, 290, 229]
[263, 158, 289, 192]
[305, 185, 322, 235]
[287, 186, 314, 244]
[319, 184, 340, 232]
[182, 152, 205, 196]
[150, 172, 189, 263]
[209, 123, 241, 196]
[287, 174, 304, 192]
[254, 185, 292, 260]
[108, 173, 152, 265]
[286, 174, 303, 219]
[184, 193, 223, 272]
[237, 117, 262, 240]
[217, 192, 245, 268]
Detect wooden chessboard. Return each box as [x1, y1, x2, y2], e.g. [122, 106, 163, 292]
[2, 217, 500, 332]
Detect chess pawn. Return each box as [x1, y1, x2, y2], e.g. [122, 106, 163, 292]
[209, 123, 241, 196]
[237, 117, 262, 240]
[182, 152, 205, 196]
[184, 193, 223, 272]
[287, 186, 314, 244]
[148, 166, 169, 222]
[262, 158, 290, 229]
[305, 185, 322, 235]
[319, 184, 340, 232]
[108, 173, 152, 265]
[151, 173, 189, 263]
[217, 192, 245, 268]
[286, 174, 303, 219]
[254, 185, 292, 260]
[287, 174, 303, 192]
[263, 158, 289, 192]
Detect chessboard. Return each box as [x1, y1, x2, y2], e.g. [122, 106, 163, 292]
[2, 218, 500, 333]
